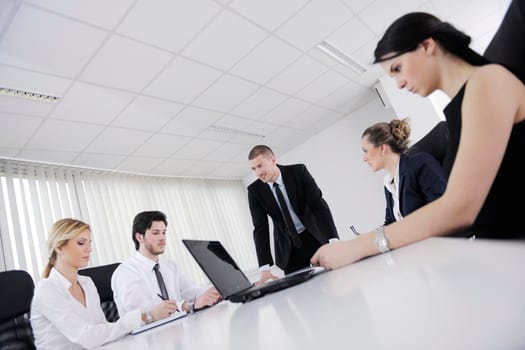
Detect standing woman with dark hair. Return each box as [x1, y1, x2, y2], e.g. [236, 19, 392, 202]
[312, 12, 525, 270]
[362, 118, 446, 225]
[31, 219, 150, 349]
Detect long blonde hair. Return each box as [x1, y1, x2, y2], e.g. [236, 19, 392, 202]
[43, 218, 90, 278]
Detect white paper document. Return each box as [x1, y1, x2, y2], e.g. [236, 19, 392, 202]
[131, 311, 187, 335]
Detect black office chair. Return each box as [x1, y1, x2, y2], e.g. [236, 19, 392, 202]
[78, 262, 121, 322]
[406, 120, 449, 167]
[484, 0, 525, 84]
[0, 270, 36, 350]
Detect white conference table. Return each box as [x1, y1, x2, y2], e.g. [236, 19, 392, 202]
[97, 237, 525, 350]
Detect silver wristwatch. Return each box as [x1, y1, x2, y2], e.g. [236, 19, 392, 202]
[374, 226, 390, 253]
[145, 311, 153, 323]
[188, 298, 196, 314]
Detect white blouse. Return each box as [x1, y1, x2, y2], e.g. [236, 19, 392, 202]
[31, 268, 141, 350]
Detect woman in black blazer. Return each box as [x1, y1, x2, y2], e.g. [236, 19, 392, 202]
[361, 118, 446, 225]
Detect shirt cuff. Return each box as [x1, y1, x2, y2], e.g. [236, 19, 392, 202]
[259, 264, 271, 271]
[328, 238, 339, 243]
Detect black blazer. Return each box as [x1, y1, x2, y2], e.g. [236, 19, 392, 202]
[247, 164, 339, 269]
[384, 153, 446, 225]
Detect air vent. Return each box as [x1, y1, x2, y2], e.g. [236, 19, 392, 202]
[207, 125, 265, 138]
[316, 41, 367, 74]
[0, 86, 60, 103]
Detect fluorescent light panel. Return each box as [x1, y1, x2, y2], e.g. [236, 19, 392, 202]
[207, 125, 265, 138]
[0, 86, 60, 103]
[316, 41, 367, 74]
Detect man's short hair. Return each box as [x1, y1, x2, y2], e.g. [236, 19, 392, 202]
[248, 145, 274, 160]
[132, 211, 168, 250]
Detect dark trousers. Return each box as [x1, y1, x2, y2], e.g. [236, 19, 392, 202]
[284, 230, 321, 275]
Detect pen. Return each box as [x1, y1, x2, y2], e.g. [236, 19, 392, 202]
[157, 293, 180, 313]
[350, 225, 361, 236]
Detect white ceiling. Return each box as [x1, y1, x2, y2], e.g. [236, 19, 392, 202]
[0, 0, 511, 179]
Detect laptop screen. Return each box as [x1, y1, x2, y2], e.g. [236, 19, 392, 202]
[182, 239, 252, 297]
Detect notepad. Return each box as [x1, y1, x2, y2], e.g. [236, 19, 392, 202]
[130, 311, 187, 335]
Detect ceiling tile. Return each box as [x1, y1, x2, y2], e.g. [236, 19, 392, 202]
[116, 156, 164, 173]
[180, 160, 222, 177]
[172, 139, 224, 160]
[295, 70, 350, 103]
[231, 88, 288, 119]
[192, 74, 259, 112]
[275, 1, 353, 51]
[0, 113, 42, 148]
[324, 18, 376, 59]
[266, 55, 328, 95]
[358, 0, 426, 36]
[203, 142, 246, 161]
[351, 40, 377, 68]
[341, 0, 375, 14]
[229, 0, 307, 31]
[163, 107, 222, 136]
[73, 153, 126, 169]
[209, 162, 249, 179]
[26, 119, 103, 152]
[0, 65, 72, 97]
[231, 37, 302, 85]
[197, 129, 234, 142]
[0, 5, 106, 77]
[51, 82, 135, 124]
[25, 0, 134, 29]
[144, 57, 222, 103]
[17, 149, 78, 164]
[260, 97, 311, 124]
[0, 148, 18, 158]
[0, 95, 55, 117]
[317, 81, 369, 111]
[182, 10, 267, 70]
[112, 96, 183, 132]
[117, 0, 221, 52]
[214, 115, 253, 130]
[133, 133, 191, 158]
[85, 127, 152, 154]
[151, 159, 195, 176]
[264, 126, 312, 150]
[80, 35, 173, 92]
[285, 105, 330, 129]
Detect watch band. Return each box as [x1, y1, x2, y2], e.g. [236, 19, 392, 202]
[188, 298, 196, 314]
[374, 226, 390, 253]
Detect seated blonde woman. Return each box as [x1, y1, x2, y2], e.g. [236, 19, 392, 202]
[31, 219, 158, 349]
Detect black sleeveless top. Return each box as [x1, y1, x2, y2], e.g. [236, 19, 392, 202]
[443, 84, 525, 239]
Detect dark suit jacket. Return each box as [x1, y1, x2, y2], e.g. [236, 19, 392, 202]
[247, 164, 339, 269]
[384, 153, 446, 225]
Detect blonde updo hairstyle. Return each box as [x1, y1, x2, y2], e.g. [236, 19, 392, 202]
[43, 218, 90, 278]
[362, 118, 411, 154]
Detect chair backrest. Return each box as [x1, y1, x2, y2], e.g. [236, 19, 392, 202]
[0, 270, 36, 350]
[78, 262, 121, 322]
[484, 0, 525, 84]
[406, 120, 449, 166]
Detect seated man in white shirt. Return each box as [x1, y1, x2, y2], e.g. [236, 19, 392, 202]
[111, 210, 221, 323]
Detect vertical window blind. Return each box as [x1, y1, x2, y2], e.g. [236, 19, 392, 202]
[0, 159, 257, 283]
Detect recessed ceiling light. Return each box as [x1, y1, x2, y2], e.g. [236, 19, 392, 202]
[316, 41, 367, 74]
[207, 125, 265, 138]
[0, 86, 60, 103]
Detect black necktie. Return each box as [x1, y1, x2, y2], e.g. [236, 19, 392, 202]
[153, 263, 169, 300]
[273, 183, 302, 248]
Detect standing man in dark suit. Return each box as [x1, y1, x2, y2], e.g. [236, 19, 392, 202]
[247, 145, 339, 284]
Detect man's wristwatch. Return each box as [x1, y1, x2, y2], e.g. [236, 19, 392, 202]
[188, 298, 196, 314]
[374, 226, 390, 253]
[145, 311, 153, 323]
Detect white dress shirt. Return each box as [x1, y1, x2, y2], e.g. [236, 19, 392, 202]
[384, 160, 403, 221]
[31, 268, 141, 350]
[111, 252, 206, 316]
